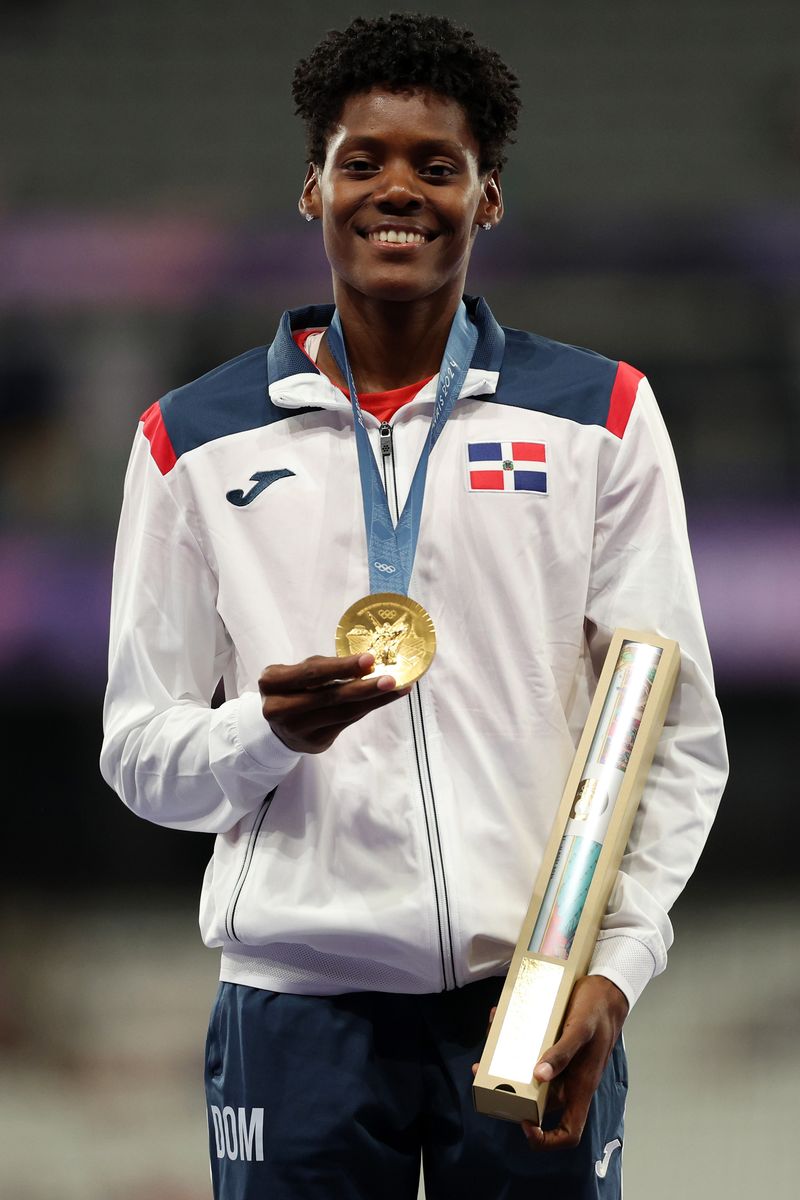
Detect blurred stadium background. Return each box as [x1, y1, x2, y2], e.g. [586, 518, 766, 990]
[1, 1, 798, 1196]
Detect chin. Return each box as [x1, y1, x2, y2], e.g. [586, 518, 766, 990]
[351, 271, 447, 305]
[363, 283, 433, 304]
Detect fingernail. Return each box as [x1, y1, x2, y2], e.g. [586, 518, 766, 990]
[534, 1061, 554, 1081]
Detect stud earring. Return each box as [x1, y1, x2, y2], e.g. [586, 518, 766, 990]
[481, 222, 493, 231]
[304, 213, 315, 223]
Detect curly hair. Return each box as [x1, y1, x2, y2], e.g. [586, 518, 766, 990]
[292, 13, 521, 172]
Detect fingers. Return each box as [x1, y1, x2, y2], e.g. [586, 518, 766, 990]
[521, 1048, 590, 1151]
[259, 653, 413, 753]
[278, 685, 411, 736]
[522, 1115, 584, 1151]
[533, 1021, 592, 1084]
[532, 973, 617, 1085]
[522, 1074, 592, 1150]
[471, 978, 628, 1156]
[260, 654, 381, 695]
[522, 996, 618, 1152]
[261, 656, 402, 727]
[519, 1080, 581, 1150]
[468, 999, 591, 1150]
[263, 669, 407, 725]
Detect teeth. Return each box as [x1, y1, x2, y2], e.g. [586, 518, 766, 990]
[368, 230, 427, 244]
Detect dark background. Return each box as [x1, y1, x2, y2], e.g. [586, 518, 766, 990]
[1, 3, 798, 1197]
[2, 0, 798, 893]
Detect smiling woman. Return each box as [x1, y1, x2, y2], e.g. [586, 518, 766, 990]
[298, 88, 503, 376]
[290, 13, 519, 392]
[99, 12, 727, 1200]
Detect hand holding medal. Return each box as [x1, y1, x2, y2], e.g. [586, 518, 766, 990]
[258, 651, 410, 755]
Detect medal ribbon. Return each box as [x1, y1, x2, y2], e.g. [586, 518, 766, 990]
[327, 301, 478, 596]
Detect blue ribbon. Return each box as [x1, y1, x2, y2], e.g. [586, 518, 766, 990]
[326, 301, 478, 596]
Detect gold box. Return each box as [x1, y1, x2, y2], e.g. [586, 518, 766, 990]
[473, 629, 680, 1124]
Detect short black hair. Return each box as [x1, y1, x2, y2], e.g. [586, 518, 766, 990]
[292, 12, 521, 173]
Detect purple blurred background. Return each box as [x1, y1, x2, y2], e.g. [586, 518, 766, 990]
[0, 0, 797, 920]
[1, 3, 798, 1197]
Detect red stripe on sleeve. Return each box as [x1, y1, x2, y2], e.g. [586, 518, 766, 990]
[140, 402, 178, 475]
[606, 362, 644, 439]
[511, 441, 546, 462]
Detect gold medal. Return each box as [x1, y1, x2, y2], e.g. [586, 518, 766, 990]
[335, 593, 436, 688]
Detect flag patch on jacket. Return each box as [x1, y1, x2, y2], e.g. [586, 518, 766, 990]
[466, 441, 547, 493]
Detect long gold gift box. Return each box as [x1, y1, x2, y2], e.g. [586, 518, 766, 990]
[473, 628, 680, 1124]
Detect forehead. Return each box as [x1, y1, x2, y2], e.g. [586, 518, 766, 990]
[326, 87, 479, 157]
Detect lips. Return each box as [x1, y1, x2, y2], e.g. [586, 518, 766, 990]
[359, 224, 439, 245]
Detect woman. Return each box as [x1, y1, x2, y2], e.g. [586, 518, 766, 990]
[101, 13, 726, 1198]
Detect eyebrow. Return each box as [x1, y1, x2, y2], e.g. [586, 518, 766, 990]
[334, 135, 468, 156]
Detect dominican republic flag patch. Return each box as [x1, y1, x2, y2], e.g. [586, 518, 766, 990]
[466, 441, 548, 493]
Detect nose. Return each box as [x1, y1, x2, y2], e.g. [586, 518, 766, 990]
[372, 159, 424, 211]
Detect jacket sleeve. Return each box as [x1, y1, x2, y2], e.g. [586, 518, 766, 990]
[100, 421, 301, 834]
[584, 375, 728, 1009]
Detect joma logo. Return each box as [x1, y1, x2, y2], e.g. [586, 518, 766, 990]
[209, 1105, 264, 1161]
[226, 469, 295, 507]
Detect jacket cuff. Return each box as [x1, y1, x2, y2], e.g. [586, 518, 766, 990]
[588, 933, 657, 1011]
[236, 690, 303, 775]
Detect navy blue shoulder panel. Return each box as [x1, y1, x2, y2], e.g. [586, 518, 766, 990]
[159, 340, 320, 463]
[488, 326, 619, 427]
[157, 302, 615, 462]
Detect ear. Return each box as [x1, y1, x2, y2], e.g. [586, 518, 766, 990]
[298, 162, 323, 220]
[477, 168, 504, 230]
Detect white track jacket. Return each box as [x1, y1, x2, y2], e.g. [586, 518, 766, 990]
[101, 296, 727, 1009]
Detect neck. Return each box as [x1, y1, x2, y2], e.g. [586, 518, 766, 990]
[319, 285, 464, 393]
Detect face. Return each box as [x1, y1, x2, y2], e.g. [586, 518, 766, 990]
[299, 87, 503, 307]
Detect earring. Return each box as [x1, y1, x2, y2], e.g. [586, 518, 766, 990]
[481, 222, 493, 231]
[304, 213, 315, 223]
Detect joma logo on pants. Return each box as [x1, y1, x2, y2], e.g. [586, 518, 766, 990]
[209, 1105, 264, 1161]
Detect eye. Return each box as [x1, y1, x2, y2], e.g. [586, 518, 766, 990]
[420, 162, 457, 180]
[342, 157, 376, 173]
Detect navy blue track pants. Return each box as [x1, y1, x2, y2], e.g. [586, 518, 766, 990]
[205, 976, 626, 1199]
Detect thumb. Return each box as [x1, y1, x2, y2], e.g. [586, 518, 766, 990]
[534, 1024, 590, 1082]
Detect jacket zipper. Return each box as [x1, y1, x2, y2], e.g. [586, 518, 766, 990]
[379, 421, 457, 991]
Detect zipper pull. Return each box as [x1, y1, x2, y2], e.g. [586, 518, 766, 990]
[379, 422, 392, 457]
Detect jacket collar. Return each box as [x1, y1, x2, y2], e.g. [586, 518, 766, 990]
[267, 295, 505, 413]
